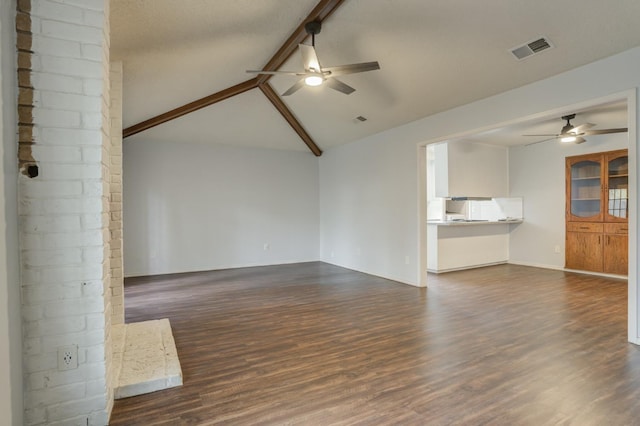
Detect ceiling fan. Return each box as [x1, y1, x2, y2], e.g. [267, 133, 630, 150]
[247, 20, 380, 96]
[524, 114, 628, 146]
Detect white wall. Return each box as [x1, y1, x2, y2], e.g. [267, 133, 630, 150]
[509, 133, 628, 269]
[123, 139, 320, 276]
[319, 132, 418, 284]
[319, 47, 640, 290]
[435, 142, 509, 198]
[0, 0, 22, 424]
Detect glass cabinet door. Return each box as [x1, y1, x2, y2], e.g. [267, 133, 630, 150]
[606, 153, 628, 221]
[570, 160, 602, 220]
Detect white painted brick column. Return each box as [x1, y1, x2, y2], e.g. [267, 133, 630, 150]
[109, 61, 123, 326]
[19, 0, 113, 425]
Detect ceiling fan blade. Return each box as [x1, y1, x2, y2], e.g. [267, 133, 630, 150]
[246, 70, 304, 76]
[523, 134, 559, 137]
[582, 128, 628, 135]
[323, 61, 380, 77]
[574, 136, 587, 144]
[281, 79, 306, 96]
[325, 77, 356, 95]
[299, 44, 321, 72]
[569, 122, 595, 134]
[525, 137, 557, 146]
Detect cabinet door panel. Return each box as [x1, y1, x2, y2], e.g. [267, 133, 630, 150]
[566, 232, 603, 272]
[605, 150, 629, 223]
[566, 155, 603, 222]
[604, 234, 628, 275]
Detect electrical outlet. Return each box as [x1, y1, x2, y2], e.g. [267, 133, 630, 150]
[405, 255, 410, 265]
[554, 245, 561, 253]
[58, 345, 78, 371]
[263, 243, 270, 251]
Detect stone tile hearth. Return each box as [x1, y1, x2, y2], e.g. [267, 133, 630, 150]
[112, 319, 182, 399]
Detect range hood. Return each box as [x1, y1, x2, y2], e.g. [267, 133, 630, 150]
[449, 197, 493, 201]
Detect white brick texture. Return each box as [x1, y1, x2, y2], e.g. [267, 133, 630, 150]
[33, 0, 85, 25]
[32, 35, 82, 59]
[39, 20, 103, 45]
[31, 71, 83, 94]
[20, 1, 112, 425]
[109, 61, 123, 326]
[32, 108, 81, 128]
[20, 180, 83, 199]
[38, 55, 103, 79]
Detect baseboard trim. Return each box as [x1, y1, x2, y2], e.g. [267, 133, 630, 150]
[507, 260, 627, 279]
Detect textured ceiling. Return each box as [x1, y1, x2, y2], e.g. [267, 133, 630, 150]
[111, 0, 640, 152]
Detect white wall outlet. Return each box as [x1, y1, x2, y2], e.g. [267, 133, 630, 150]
[263, 243, 270, 251]
[58, 345, 78, 371]
[405, 255, 410, 265]
[554, 245, 561, 253]
[330, 251, 335, 258]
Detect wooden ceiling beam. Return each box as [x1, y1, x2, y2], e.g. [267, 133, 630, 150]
[123, 78, 259, 138]
[122, 0, 348, 156]
[258, 82, 322, 157]
[257, 0, 347, 85]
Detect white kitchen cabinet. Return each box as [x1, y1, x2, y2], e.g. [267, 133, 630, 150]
[427, 222, 511, 273]
[434, 142, 508, 198]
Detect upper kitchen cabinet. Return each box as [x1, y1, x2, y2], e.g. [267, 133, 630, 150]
[433, 142, 508, 198]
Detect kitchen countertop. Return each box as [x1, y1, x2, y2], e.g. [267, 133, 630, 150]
[427, 219, 523, 226]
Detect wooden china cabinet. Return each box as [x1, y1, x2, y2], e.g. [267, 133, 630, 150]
[565, 149, 628, 275]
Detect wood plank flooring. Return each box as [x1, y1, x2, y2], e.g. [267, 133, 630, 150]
[109, 262, 640, 425]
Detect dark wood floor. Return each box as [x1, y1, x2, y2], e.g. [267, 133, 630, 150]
[109, 262, 640, 425]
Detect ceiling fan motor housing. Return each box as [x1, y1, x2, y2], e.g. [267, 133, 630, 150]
[305, 21, 322, 36]
[561, 114, 576, 134]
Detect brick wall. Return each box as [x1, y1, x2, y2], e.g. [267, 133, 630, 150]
[18, 0, 113, 424]
[16, 0, 35, 175]
[109, 61, 123, 326]
[101, 0, 113, 415]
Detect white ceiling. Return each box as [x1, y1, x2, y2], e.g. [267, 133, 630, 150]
[111, 0, 640, 153]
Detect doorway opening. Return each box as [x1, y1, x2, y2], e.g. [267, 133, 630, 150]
[417, 90, 638, 344]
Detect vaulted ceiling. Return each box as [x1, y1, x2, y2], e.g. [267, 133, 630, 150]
[111, 0, 640, 154]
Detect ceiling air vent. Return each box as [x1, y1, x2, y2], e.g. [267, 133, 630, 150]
[510, 36, 554, 60]
[355, 116, 367, 122]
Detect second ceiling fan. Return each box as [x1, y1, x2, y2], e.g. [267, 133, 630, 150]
[524, 114, 628, 146]
[247, 20, 380, 96]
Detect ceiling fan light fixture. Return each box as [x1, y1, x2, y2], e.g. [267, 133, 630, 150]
[561, 124, 574, 134]
[250, 20, 379, 96]
[304, 75, 323, 86]
[524, 112, 625, 147]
